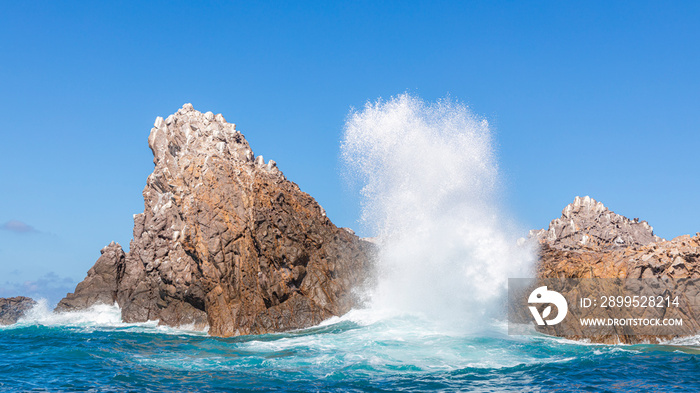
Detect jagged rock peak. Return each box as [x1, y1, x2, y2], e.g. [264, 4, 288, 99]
[531, 196, 662, 250]
[148, 103, 276, 173]
[562, 195, 607, 218]
[144, 104, 282, 215]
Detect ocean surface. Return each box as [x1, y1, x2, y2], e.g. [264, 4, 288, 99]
[2, 302, 700, 392]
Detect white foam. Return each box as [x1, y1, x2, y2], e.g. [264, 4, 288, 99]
[18, 299, 123, 327]
[318, 307, 410, 327]
[662, 335, 700, 346]
[9, 299, 207, 336]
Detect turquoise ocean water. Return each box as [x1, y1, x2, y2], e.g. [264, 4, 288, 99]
[1, 302, 699, 392]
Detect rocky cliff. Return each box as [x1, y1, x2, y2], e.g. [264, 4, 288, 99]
[531, 196, 700, 343]
[0, 297, 36, 325]
[58, 104, 372, 336]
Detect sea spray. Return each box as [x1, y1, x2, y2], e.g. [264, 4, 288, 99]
[4, 299, 207, 335]
[12, 299, 123, 328]
[342, 93, 534, 325]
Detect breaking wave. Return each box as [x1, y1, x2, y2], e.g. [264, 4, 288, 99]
[4, 299, 207, 336]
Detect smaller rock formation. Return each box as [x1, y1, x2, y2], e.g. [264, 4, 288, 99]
[530, 196, 662, 250]
[0, 296, 36, 325]
[530, 196, 700, 344]
[56, 242, 125, 311]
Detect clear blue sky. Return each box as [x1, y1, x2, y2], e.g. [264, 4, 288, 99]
[1, 1, 698, 303]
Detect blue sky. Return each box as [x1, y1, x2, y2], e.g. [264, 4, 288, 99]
[1, 1, 698, 303]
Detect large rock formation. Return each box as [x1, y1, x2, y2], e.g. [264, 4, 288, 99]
[58, 104, 372, 336]
[530, 196, 700, 343]
[0, 297, 36, 325]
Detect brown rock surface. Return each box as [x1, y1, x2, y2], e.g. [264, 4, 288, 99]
[532, 196, 700, 343]
[59, 104, 372, 336]
[0, 296, 36, 325]
[538, 234, 700, 282]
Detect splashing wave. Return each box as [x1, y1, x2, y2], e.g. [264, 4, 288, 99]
[342, 93, 534, 325]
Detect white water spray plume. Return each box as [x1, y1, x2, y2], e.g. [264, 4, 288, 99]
[342, 93, 534, 326]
